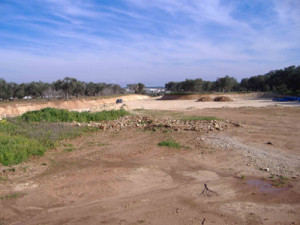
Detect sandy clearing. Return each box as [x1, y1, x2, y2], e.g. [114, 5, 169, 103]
[1, 94, 299, 118]
[126, 97, 300, 111]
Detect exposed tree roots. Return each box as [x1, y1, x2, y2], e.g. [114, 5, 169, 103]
[200, 184, 218, 197]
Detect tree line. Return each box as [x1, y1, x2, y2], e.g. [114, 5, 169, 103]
[1, 65, 299, 100]
[165, 65, 300, 94]
[0, 77, 126, 100]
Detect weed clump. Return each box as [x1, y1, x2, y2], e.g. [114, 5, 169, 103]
[63, 148, 74, 152]
[0, 193, 21, 200]
[158, 139, 181, 149]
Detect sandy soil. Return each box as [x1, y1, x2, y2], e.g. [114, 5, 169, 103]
[0, 96, 300, 225]
[126, 97, 300, 111]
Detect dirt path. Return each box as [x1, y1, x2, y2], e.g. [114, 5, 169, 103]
[0, 104, 300, 225]
[205, 133, 300, 177]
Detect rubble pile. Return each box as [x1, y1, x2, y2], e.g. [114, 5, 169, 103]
[73, 115, 241, 133]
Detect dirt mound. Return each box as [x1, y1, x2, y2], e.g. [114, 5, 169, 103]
[197, 96, 213, 102]
[213, 96, 233, 102]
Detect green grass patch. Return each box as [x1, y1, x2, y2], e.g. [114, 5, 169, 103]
[63, 148, 74, 152]
[163, 129, 172, 133]
[20, 108, 129, 123]
[0, 177, 8, 182]
[272, 180, 286, 187]
[63, 143, 73, 147]
[279, 175, 288, 180]
[158, 139, 181, 149]
[0, 193, 21, 200]
[181, 116, 219, 121]
[0, 133, 46, 166]
[0, 108, 130, 166]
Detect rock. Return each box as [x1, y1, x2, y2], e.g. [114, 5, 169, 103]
[233, 122, 241, 127]
[98, 124, 106, 130]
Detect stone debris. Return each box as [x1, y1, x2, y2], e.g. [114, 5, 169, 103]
[73, 115, 241, 133]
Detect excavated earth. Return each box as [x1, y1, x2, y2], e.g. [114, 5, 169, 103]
[0, 94, 149, 117]
[0, 96, 300, 225]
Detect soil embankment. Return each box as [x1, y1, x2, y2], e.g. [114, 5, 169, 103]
[0, 95, 149, 117]
[161, 92, 277, 100]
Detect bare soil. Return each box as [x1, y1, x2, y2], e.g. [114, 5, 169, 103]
[0, 96, 300, 225]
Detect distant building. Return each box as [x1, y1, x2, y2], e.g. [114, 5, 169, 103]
[145, 87, 165, 95]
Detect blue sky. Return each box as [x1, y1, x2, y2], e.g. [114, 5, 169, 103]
[0, 0, 299, 86]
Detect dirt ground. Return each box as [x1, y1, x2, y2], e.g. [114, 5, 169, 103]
[125, 96, 300, 111]
[0, 97, 300, 225]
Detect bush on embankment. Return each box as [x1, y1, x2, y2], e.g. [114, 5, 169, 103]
[20, 107, 130, 123]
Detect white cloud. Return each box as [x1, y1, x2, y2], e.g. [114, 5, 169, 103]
[0, 0, 299, 85]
